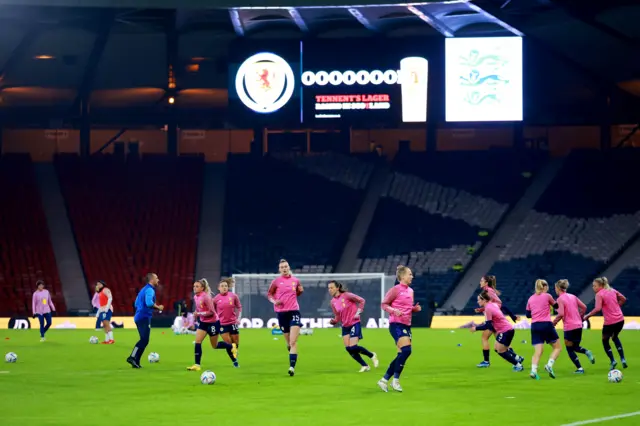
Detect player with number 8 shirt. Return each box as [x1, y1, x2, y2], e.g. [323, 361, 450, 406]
[328, 281, 379, 372]
[187, 279, 237, 371]
[267, 259, 304, 376]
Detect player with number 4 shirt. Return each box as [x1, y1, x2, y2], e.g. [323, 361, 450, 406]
[328, 281, 379, 372]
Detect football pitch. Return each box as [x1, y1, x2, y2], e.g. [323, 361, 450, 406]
[1, 328, 638, 426]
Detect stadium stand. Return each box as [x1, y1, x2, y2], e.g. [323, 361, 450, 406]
[222, 153, 370, 319]
[222, 153, 367, 275]
[55, 154, 203, 313]
[467, 149, 640, 312]
[614, 256, 640, 316]
[0, 154, 65, 315]
[357, 150, 545, 306]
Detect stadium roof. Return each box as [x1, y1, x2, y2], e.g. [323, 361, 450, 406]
[0, 0, 638, 110]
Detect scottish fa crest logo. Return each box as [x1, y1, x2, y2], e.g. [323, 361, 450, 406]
[235, 52, 295, 114]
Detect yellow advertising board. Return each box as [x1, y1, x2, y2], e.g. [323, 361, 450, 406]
[3, 316, 136, 330]
[430, 316, 640, 330]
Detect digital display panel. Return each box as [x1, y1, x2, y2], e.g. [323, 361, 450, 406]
[445, 37, 523, 122]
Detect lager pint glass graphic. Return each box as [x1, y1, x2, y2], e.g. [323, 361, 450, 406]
[400, 57, 429, 122]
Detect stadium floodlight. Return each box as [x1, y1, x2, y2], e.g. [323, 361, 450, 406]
[232, 273, 394, 329]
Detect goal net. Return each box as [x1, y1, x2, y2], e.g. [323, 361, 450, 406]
[232, 273, 396, 329]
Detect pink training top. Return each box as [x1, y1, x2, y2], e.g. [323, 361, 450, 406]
[484, 302, 513, 334]
[184, 312, 195, 328]
[331, 292, 365, 328]
[214, 292, 242, 325]
[556, 293, 586, 331]
[268, 275, 301, 313]
[194, 291, 218, 323]
[381, 283, 416, 326]
[32, 289, 55, 315]
[594, 288, 625, 326]
[476, 286, 502, 314]
[91, 292, 100, 309]
[485, 287, 502, 305]
[526, 292, 555, 323]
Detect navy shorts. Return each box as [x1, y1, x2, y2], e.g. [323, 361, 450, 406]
[564, 328, 583, 344]
[277, 310, 301, 334]
[342, 322, 363, 340]
[220, 323, 239, 335]
[389, 323, 412, 343]
[134, 318, 151, 342]
[495, 329, 515, 347]
[602, 321, 624, 338]
[98, 311, 112, 322]
[531, 321, 559, 345]
[198, 321, 219, 336]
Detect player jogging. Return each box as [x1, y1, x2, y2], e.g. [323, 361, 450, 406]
[127, 273, 163, 369]
[267, 259, 303, 376]
[95, 281, 115, 344]
[474, 275, 519, 368]
[377, 265, 421, 393]
[526, 279, 561, 380]
[214, 277, 242, 367]
[328, 280, 379, 372]
[187, 279, 237, 371]
[470, 291, 524, 371]
[32, 280, 56, 342]
[583, 277, 628, 370]
[552, 279, 595, 373]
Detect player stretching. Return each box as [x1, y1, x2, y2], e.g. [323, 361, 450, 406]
[377, 265, 421, 392]
[214, 277, 242, 367]
[552, 279, 595, 373]
[267, 259, 303, 376]
[187, 279, 237, 371]
[32, 280, 56, 342]
[95, 280, 115, 344]
[328, 280, 379, 372]
[583, 277, 628, 370]
[127, 273, 163, 369]
[474, 275, 520, 368]
[526, 279, 561, 379]
[470, 291, 523, 371]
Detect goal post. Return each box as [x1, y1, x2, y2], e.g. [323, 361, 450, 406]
[231, 273, 395, 329]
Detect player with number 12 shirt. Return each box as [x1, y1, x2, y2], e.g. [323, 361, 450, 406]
[267, 259, 304, 376]
[328, 281, 379, 372]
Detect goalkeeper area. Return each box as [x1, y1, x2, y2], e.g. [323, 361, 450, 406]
[232, 273, 396, 328]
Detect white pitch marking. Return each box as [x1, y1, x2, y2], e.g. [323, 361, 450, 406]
[0, 371, 10, 374]
[560, 411, 640, 426]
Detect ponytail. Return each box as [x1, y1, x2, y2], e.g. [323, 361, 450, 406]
[198, 278, 212, 294]
[534, 279, 549, 295]
[396, 265, 409, 282]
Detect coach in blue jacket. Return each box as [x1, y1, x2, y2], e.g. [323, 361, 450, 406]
[127, 273, 164, 368]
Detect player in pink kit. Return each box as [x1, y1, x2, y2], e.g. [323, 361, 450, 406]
[328, 281, 379, 372]
[470, 291, 524, 371]
[32, 280, 56, 342]
[377, 265, 421, 393]
[583, 277, 628, 370]
[474, 275, 520, 368]
[187, 278, 237, 371]
[552, 279, 595, 373]
[526, 279, 562, 380]
[214, 277, 242, 367]
[267, 259, 304, 376]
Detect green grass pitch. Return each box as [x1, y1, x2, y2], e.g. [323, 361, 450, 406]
[1, 328, 638, 426]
